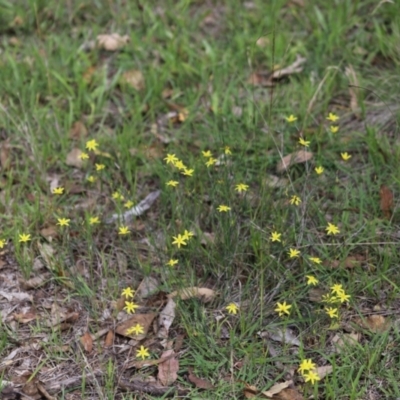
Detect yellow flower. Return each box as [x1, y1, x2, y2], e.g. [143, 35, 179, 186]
[330, 284, 344, 295]
[0, 239, 5, 248]
[205, 158, 217, 167]
[326, 112, 339, 122]
[285, 114, 297, 123]
[337, 292, 351, 303]
[121, 287, 135, 299]
[224, 146, 232, 155]
[298, 137, 310, 147]
[306, 275, 318, 286]
[166, 180, 179, 187]
[89, 216, 100, 225]
[52, 187, 64, 195]
[325, 307, 339, 319]
[289, 195, 301, 206]
[235, 183, 249, 193]
[315, 166, 324, 175]
[124, 200, 134, 209]
[288, 248, 300, 258]
[126, 323, 144, 336]
[298, 359, 316, 374]
[303, 370, 320, 384]
[182, 168, 194, 176]
[86, 139, 99, 151]
[226, 303, 239, 314]
[136, 345, 150, 360]
[124, 301, 139, 314]
[341, 152, 351, 161]
[330, 125, 339, 133]
[274, 301, 292, 316]
[112, 191, 124, 200]
[164, 153, 179, 165]
[182, 230, 194, 241]
[174, 160, 186, 170]
[118, 226, 130, 235]
[56, 218, 70, 227]
[87, 175, 96, 183]
[95, 163, 105, 171]
[217, 205, 231, 212]
[18, 233, 31, 243]
[326, 222, 340, 235]
[309, 256, 322, 264]
[270, 231, 281, 242]
[166, 258, 178, 267]
[79, 152, 89, 160]
[202, 150, 212, 158]
[172, 234, 187, 248]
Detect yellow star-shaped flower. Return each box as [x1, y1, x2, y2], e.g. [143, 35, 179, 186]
[126, 323, 144, 336]
[56, 218, 70, 227]
[205, 158, 217, 167]
[224, 146, 232, 155]
[182, 230, 194, 241]
[330, 284, 344, 295]
[89, 216, 100, 225]
[315, 166, 324, 175]
[285, 114, 297, 123]
[325, 223, 340, 235]
[303, 370, 320, 384]
[298, 359, 316, 374]
[217, 205, 231, 212]
[124, 200, 134, 209]
[235, 183, 249, 193]
[112, 191, 124, 200]
[52, 187, 64, 195]
[288, 248, 300, 258]
[337, 292, 351, 303]
[325, 307, 339, 319]
[172, 234, 187, 248]
[166, 258, 178, 267]
[124, 301, 139, 314]
[95, 163, 105, 171]
[289, 195, 301, 206]
[86, 139, 99, 151]
[0, 239, 6, 248]
[118, 226, 130, 235]
[326, 112, 339, 122]
[305, 275, 318, 286]
[87, 175, 96, 183]
[79, 152, 89, 160]
[202, 150, 212, 158]
[330, 125, 339, 133]
[182, 168, 194, 176]
[166, 180, 179, 187]
[274, 301, 292, 316]
[121, 287, 135, 299]
[298, 137, 310, 147]
[174, 160, 186, 170]
[164, 153, 179, 165]
[341, 152, 351, 161]
[225, 303, 239, 314]
[309, 256, 322, 264]
[270, 231, 281, 242]
[136, 345, 150, 360]
[18, 233, 31, 243]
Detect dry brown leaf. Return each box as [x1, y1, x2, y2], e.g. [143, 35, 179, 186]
[261, 380, 293, 398]
[332, 332, 360, 352]
[264, 174, 288, 188]
[137, 276, 160, 299]
[188, 367, 214, 389]
[324, 254, 366, 269]
[104, 330, 114, 348]
[14, 311, 37, 324]
[116, 313, 156, 339]
[158, 298, 176, 339]
[276, 150, 313, 173]
[0, 139, 11, 170]
[69, 121, 88, 140]
[80, 332, 93, 353]
[273, 388, 304, 400]
[315, 365, 333, 379]
[157, 349, 179, 386]
[168, 287, 215, 303]
[380, 184, 393, 220]
[66, 148, 85, 169]
[97, 33, 129, 51]
[21, 272, 51, 289]
[355, 314, 391, 333]
[243, 384, 258, 398]
[40, 225, 58, 241]
[121, 70, 145, 91]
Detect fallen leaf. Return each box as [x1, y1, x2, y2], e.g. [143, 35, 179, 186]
[97, 33, 129, 51]
[273, 388, 304, 400]
[323, 254, 366, 269]
[80, 332, 93, 353]
[355, 314, 391, 333]
[14, 311, 37, 323]
[69, 121, 88, 140]
[0, 291, 32, 302]
[345, 65, 360, 115]
[315, 365, 333, 379]
[120, 69, 145, 91]
[157, 349, 179, 386]
[104, 330, 114, 348]
[243, 384, 258, 398]
[259, 327, 300, 346]
[20, 272, 51, 289]
[116, 313, 156, 339]
[264, 174, 288, 188]
[157, 298, 176, 339]
[332, 332, 360, 352]
[40, 226, 58, 240]
[66, 148, 84, 168]
[168, 287, 215, 303]
[262, 380, 293, 397]
[188, 367, 214, 389]
[380, 184, 393, 220]
[0, 139, 11, 170]
[137, 276, 160, 299]
[276, 150, 313, 173]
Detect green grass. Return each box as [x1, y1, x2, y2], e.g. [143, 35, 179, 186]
[0, 0, 400, 398]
